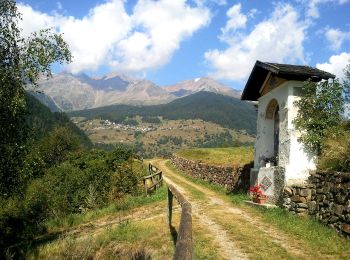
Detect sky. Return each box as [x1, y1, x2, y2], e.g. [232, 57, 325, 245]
[17, 0, 350, 90]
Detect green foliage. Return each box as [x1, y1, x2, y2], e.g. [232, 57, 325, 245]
[69, 92, 257, 134]
[21, 127, 82, 181]
[0, 0, 71, 197]
[26, 93, 92, 146]
[23, 145, 139, 218]
[293, 79, 346, 154]
[195, 131, 240, 148]
[123, 118, 139, 126]
[142, 116, 161, 124]
[318, 126, 350, 171]
[344, 64, 350, 94]
[37, 127, 81, 166]
[0, 143, 143, 254]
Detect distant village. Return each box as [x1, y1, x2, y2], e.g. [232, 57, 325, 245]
[89, 119, 203, 133]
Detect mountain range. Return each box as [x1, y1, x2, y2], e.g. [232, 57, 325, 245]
[36, 72, 242, 111]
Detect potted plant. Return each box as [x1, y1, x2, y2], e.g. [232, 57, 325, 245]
[249, 184, 267, 204]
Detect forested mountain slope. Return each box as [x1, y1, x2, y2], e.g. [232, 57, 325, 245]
[26, 94, 92, 146]
[69, 91, 257, 135]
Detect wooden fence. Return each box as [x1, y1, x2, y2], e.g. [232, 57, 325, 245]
[146, 162, 193, 259]
[167, 182, 193, 260]
[143, 163, 163, 195]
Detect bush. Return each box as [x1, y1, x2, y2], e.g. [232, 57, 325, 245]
[24, 145, 139, 217]
[1, 140, 141, 252]
[142, 116, 161, 124]
[318, 127, 350, 172]
[21, 127, 81, 182]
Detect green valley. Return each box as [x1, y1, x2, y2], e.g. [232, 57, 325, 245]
[69, 92, 257, 157]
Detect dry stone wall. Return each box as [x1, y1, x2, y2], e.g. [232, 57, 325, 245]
[283, 171, 350, 237]
[171, 155, 252, 192]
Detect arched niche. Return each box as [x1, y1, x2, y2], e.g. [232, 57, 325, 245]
[265, 99, 279, 119]
[265, 99, 280, 162]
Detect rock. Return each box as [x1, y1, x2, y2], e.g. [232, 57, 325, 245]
[334, 204, 344, 216]
[328, 216, 339, 223]
[284, 197, 291, 204]
[299, 188, 310, 197]
[284, 187, 293, 196]
[341, 224, 350, 234]
[316, 188, 324, 194]
[296, 207, 307, 213]
[291, 195, 305, 203]
[335, 194, 346, 204]
[296, 203, 308, 209]
[346, 214, 350, 222]
[308, 201, 317, 212]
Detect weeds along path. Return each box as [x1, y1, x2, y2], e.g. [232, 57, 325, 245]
[151, 159, 323, 260]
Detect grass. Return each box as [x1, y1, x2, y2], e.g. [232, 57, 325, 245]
[176, 146, 254, 166]
[249, 207, 350, 257]
[45, 186, 167, 232]
[27, 214, 176, 259]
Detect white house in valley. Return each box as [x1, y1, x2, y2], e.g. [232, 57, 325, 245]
[241, 61, 335, 203]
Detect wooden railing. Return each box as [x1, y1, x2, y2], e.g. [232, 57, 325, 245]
[167, 183, 193, 260]
[146, 162, 193, 259]
[143, 163, 163, 195]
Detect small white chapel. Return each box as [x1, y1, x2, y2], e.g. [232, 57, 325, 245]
[241, 61, 335, 203]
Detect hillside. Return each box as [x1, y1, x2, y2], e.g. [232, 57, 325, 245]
[69, 91, 257, 135]
[26, 94, 92, 146]
[28, 91, 62, 112]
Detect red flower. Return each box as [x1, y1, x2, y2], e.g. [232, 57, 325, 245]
[249, 184, 266, 198]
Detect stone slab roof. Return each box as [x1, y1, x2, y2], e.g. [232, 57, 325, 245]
[241, 60, 335, 101]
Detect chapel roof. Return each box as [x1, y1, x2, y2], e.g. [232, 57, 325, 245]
[241, 60, 336, 101]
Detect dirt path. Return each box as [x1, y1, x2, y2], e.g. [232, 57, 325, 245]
[151, 159, 321, 260]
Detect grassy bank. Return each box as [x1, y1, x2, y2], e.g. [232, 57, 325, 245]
[25, 186, 170, 259]
[45, 186, 167, 232]
[176, 146, 253, 166]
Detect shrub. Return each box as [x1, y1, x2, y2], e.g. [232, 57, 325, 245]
[318, 127, 350, 172]
[20, 127, 81, 182]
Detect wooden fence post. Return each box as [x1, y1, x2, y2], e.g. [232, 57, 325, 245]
[167, 188, 173, 225]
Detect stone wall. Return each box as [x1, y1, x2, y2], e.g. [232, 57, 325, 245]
[171, 155, 252, 192]
[283, 171, 350, 237]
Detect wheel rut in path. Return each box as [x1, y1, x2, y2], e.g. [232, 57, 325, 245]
[164, 175, 247, 260]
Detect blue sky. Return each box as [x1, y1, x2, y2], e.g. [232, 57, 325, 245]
[18, 0, 350, 89]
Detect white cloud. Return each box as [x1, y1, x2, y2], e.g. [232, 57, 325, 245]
[205, 3, 307, 81]
[221, 3, 247, 37]
[304, 0, 348, 18]
[112, 0, 211, 72]
[56, 2, 63, 10]
[18, 0, 210, 74]
[325, 28, 350, 51]
[17, 4, 58, 38]
[195, 0, 227, 6]
[317, 52, 350, 79]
